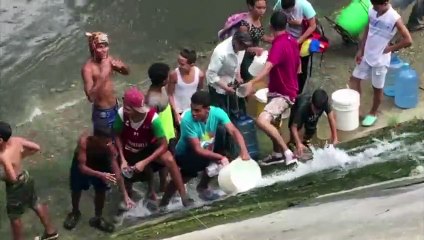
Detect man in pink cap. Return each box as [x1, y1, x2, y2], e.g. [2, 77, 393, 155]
[113, 87, 193, 207]
[82, 32, 130, 131]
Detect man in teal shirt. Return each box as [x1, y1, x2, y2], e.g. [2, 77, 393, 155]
[160, 91, 250, 206]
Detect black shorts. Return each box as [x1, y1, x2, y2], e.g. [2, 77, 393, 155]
[175, 152, 211, 178]
[70, 155, 111, 192]
[124, 146, 164, 183]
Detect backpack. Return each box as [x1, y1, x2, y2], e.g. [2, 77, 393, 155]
[217, 12, 249, 41]
[301, 18, 329, 77]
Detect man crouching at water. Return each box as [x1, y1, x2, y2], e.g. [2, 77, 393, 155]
[288, 89, 338, 160]
[160, 91, 250, 207]
[113, 87, 193, 207]
[82, 32, 130, 130]
[0, 121, 58, 240]
[63, 127, 134, 232]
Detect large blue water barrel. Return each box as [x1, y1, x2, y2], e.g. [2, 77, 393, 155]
[394, 63, 419, 109]
[384, 53, 404, 97]
[234, 115, 260, 160]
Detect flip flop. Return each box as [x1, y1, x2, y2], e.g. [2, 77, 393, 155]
[362, 115, 378, 127]
[198, 189, 220, 201]
[63, 211, 81, 230]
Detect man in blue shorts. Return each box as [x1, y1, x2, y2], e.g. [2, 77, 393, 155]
[82, 32, 130, 130]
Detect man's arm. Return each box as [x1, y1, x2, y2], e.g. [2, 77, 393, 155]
[19, 137, 40, 157]
[250, 62, 273, 86]
[356, 24, 370, 63]
[111, 57, 130, 75]
[188, 138, 225, 161]
[0, 157, 17, 182]
[384, 19, 413, 53]
[224, 123, 250, 160]
[167, 71, 181, 120]
[297, 2, 317, 44]
[198, 69, 205, 90]
[134, 115, 168, 171]
[77, 137, 104, 178]
[81, 65, 95, 102]
[327, 111, 338, 144]
[290, 123, 303, 146]
[298, 17, 317, 44]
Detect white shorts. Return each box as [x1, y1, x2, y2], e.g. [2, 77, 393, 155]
[352, 60, 388, 89]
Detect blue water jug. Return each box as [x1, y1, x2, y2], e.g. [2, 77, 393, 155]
[234, 115, 260, 160]
[394, 63, 419, 109]
[384, 53, 404, 97]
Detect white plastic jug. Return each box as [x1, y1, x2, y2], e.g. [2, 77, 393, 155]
[218, 158, 262, 194]
[248, 51, 268, 77]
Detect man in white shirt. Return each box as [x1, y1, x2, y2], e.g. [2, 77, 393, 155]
[206, 30, 253, 156]
[349, 0, 412, 127]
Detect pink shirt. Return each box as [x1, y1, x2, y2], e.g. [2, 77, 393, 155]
[267, 32, 300, 101]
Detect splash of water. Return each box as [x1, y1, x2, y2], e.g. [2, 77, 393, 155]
[259, 140, 403, 187]
[118, 136, 423, 223]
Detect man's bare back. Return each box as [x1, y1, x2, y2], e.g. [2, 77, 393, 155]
[0, 137, 40, 183]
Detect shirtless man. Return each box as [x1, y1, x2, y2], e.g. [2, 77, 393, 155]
[82, 32, 130, 130]
[0, 121, 58, 240]
[63, 127, 134, 232]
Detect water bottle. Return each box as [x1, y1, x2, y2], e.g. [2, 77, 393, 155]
[394, 63, 419, 109]
[122, 166, 135, 179]
[206, 163, 223, 177]
[384, 53, 404, 97]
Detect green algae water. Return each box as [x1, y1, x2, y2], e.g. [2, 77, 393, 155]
[109, 120, 424, 240]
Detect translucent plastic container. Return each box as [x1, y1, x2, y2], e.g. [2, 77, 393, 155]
[394, 63, 419, 109]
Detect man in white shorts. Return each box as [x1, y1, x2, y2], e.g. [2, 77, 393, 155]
[350, 0, 412, 127]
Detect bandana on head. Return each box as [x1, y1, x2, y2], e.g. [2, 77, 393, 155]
[85, 32, 109, 47]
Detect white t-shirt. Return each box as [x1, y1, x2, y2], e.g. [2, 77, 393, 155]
[364, 6, 401, 67]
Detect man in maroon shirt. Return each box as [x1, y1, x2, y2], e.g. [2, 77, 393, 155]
[244, 11, 300, 166]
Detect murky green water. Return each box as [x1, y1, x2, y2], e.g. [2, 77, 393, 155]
[0, 0, 423, 239]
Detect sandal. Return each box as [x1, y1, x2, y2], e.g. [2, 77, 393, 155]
[362, 115, 378, 127]
[89, 217, 115, 233]
[34, 231, 59, 240]
[198, 189, 220, 201]
[63, 211, 81, 230]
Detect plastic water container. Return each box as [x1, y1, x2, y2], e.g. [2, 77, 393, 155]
[394, 63, 419, 109]
[218, 158, 262, 194]
[384, 53, 404, 97]
[331, 89, 360, 131]
[336, 0, 371, 37]
[234, 115, 260, 160]
[254, 88, 268, 116]
[248, 51, 268, 77]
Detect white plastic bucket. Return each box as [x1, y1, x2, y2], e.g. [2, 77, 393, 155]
[331, 89, 360, 131]
[254, 88, 268, 116]
[218, 158, 262, 194]
[248, 51, 268, 77]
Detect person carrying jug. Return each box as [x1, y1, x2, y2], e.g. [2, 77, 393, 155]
[349, 0, 412, 127]
[243, 11, 300, 166]
[287, 89, 338, 160]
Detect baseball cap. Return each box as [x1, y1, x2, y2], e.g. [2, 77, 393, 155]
[123, 87, 149, 113]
